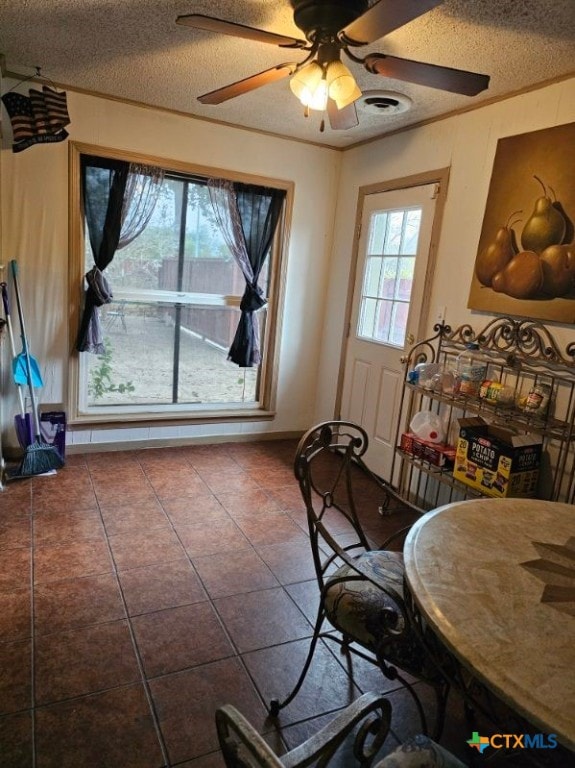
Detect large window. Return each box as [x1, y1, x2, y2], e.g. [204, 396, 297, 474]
[69, 144, 291, 424]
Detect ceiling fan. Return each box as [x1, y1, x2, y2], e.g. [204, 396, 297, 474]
[176, 0, 490, 131]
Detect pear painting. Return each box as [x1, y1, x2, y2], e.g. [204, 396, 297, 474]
[521, 176, 566, 254]
[469, 123, 575, 324]
[475, 177, 570, 300]
[475, 210, 520, 287]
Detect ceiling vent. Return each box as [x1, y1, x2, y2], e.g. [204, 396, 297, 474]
[358, 90, 412, 116]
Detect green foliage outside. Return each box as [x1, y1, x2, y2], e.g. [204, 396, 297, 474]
[88, 338, 135, 400]
[104, 180, 232, 291]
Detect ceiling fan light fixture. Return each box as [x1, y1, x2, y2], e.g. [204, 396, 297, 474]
[333, 81, 362, 110]
[290, 61, 327, 109]
[290, 58, 361, 113]
[326, 60, 359, 107]
[307, 77, 329, 111]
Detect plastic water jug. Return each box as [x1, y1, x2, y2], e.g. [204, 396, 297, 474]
[409, 411, 446, 444]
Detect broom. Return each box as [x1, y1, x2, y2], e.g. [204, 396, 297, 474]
[1, 282, 33, 449]
[10, 260, 63, 477]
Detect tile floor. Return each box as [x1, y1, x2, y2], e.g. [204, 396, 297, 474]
[0, 439, 565, 768]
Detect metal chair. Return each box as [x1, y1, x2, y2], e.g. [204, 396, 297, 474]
[104, 299, 127, 332]
[216, 691, 392, 768]
[216, 694, 467, 768]
[269, 421, 449, 738]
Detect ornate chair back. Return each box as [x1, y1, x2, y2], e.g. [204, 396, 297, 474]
[217, 693, 392, 768]
[269, 421, 448, 740]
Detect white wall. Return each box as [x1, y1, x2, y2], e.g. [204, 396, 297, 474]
[316, 77, 575, 419]
[1, 88, 341, 449]
[3, 77, 575, 451]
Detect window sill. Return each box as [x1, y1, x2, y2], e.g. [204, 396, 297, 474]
[68, 407, 276, 429]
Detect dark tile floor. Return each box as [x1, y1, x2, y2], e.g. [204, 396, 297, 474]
[0, 439, 557, 768]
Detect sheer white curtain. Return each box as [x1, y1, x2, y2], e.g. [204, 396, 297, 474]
[77, 159, 164, 353]
[207, 178, 285, 367]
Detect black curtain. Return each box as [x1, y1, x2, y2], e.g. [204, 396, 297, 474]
[76, 156, 129, 352]
[229, 183, 286, 367]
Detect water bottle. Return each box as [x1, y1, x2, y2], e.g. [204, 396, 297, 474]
[456, 342, 488, 397]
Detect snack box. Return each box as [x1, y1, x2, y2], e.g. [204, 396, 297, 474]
[400, 432, 456, 468]
[453, 417, 542, 498]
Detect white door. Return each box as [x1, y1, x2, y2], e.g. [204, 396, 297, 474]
[340, 183, 439, 480]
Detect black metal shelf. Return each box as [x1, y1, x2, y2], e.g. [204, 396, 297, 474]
[404, 383, 572, 442]
[395, 449, 483, 503]
[393, 318, 575, 511]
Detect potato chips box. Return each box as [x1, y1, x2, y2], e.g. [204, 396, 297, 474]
[453, 417, 542, 498]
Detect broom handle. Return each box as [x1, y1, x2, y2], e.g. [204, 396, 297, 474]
[1, 282, 27, 415]
[10, 261, 41, 438]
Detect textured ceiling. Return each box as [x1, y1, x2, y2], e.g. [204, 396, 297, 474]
[1, 0, 574, 149]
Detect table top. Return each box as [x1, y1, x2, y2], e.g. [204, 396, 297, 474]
[404, 498, 575, 750]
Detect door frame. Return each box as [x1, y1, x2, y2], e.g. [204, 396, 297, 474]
[334, 168, 451, 418]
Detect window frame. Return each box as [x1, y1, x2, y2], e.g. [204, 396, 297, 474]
[67, 141, 293, 427]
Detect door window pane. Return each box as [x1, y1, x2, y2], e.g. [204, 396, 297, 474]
[383, 210, 404, 255]
[380, 257, 398, 299]
[374, 300, 393, 342]
[364, 256, 382, 296]
[397, 257, 415, 301]
[390, 301, 409, 346]
[357, 205, 422, 348]
[401, 209, 422, 255]
[358, 297, 377, 338]
[368, 212, 387, 254]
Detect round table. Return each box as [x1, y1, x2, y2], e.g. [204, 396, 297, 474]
[403, 497, 575, 751]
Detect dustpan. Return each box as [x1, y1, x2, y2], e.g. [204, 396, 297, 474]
[13, 342, 43, 387]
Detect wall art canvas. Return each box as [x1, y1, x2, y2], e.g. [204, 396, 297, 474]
[468, 122, 575, 323]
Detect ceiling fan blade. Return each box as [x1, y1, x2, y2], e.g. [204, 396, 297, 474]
[198, 64, 297, 105]
[176, 14, 308, 49]
[340, 0, 444, 46]
[328, 100, 359, 131]
[365, 53, 490, 96]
